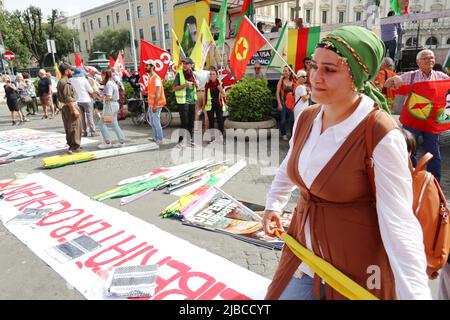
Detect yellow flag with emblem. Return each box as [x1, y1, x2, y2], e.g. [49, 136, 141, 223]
[190, 19, 215, 70]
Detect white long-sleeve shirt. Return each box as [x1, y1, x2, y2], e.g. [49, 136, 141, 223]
[266, 94, 431, 300]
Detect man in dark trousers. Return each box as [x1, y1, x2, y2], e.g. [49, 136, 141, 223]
[172, 57, 199, 147]
[57, 63, 82, 154]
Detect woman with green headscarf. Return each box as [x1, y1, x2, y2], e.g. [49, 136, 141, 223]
[262, 26, 431, 300]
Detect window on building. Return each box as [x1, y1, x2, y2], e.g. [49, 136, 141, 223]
[151, 26, 157, 41]
[406, 37, 418, 47]
[433, 18, 439, 23]
[107, 15, 110, 26]
[116, 12, 119, 24]
[305, 9, 311, 23]
[98, 17, 101, 28]
[356, 11, 362, 22]
[82, 22, 86, 32]
[137, 5, 142, 18]
[274, 5, 279, 19]
[162, 0, 167, 12]
[164, 23, 170, 39]
[126, 9, 130, 21]
[338, 11, 345, 23]
[85, 40, 89, 51]
[447, 38, 450, 45]
[426, 36, 438, 48]
[322, 11, 328, 24]
[149, 2, 154, 15]
[139, 28, 144, 40]
[290, 8, 295, 21]
[90, 20, 93, 30]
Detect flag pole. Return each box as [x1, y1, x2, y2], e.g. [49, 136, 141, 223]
[243, 16, 295, 75]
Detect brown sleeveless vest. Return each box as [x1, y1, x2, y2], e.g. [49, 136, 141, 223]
[265, 104, 399, 300]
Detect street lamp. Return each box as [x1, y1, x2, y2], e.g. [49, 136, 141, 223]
[127, 0, 138, 71]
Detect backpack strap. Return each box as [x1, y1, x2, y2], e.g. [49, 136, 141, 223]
[415, 152, 434, 172]
[365, 107, 381, 202]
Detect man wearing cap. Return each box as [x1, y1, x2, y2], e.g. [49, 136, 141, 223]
[70, 68, 97, 137]
[172, 57, 199, 147]
[57, 63, 82, 154]
[252, 63, 266, 80]
[144, 59, 166, 145]
[293, 69, 310, 120]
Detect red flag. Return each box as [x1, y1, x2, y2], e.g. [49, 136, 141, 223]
[139, 40, 172, 89]
[114, 51, 130, 77]
[230, 16, 267, 80]
[239, 0, 252, 15]
[109, 56, 116, 67]
[394, 79, 450, 134]
[74, 52, 83, 68]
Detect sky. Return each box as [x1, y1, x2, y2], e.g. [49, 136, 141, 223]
[4, 0, 113, 18]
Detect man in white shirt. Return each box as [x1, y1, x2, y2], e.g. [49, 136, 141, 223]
[70, 68, 97, 137]
[193, 69, 210, 131]
[294, 70, 310, 120]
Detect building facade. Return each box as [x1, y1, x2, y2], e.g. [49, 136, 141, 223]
[58, 0, 174, 68]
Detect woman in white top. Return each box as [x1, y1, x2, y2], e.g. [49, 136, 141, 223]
[263, 26, 431, 300]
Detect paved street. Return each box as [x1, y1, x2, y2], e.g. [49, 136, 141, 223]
[0, 99, 448, 299]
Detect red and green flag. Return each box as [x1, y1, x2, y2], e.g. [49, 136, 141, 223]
[287, 26, 321, 72]
[390, 0, 410, 15]
[395, 79, 450, 134]
[234, 0, 254, 37]
[230, 16, 266, 80]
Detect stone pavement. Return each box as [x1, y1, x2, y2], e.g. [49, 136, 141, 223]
[0, 98, 448, 299]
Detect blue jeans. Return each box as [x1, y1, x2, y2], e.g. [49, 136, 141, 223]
[384, 39, 397, 60]
[279, 101, 294, 137]
[403, 125, 441, 182]
[279, 274, 326, 300]
[98, 111, 125, 143]
[149, 107, 163, 143]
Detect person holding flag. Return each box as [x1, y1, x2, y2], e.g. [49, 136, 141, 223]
[172, 57, 199, 148]
[144, 59, 166, 146]
[384, 49, 449, 182]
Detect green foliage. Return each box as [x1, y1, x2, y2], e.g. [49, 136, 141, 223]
[13, 7, 78, 67]
[226, 77, 272, 122]
[33, 78, 39, 93]
[0, 11, 31, 67]
[90, 29, 131, 58]
[122, 82, 136, 100]
[163, 80, 178, 112]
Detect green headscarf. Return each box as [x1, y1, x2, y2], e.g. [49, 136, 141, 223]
[318, 26, 390, 113]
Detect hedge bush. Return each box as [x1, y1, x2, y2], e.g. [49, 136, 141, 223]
[226, 76, 272, 122]
[163, 80, 178, 112]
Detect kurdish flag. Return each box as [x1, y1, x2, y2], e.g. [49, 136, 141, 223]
[54, 64, 61, 80]
[230, 16, 266, 80]
[395, 79, 450, 134]
[390, 0, 410, 15]
[268, 22, 288, 70]
[288, 26, 321, 72]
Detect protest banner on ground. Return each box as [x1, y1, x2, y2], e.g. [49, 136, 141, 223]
[0, 128, 96, 158]
[0, 173, 270, 300]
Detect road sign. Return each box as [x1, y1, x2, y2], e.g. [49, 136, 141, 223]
[47, 39, 56, 53]
[3, 51, 15, 61]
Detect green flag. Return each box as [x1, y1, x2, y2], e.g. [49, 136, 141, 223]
[216, 0, 228, 47]
[268, 22, 288, 70]
[181, 25, 195, 56]
[234, 0, 254, 37]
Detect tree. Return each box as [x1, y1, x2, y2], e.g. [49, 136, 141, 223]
[90, 29, 132, 58]
[14, 6, 79, 67]
[0, 11, 31, 67]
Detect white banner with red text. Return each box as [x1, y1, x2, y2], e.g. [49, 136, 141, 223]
[0, 173, 270, 300]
